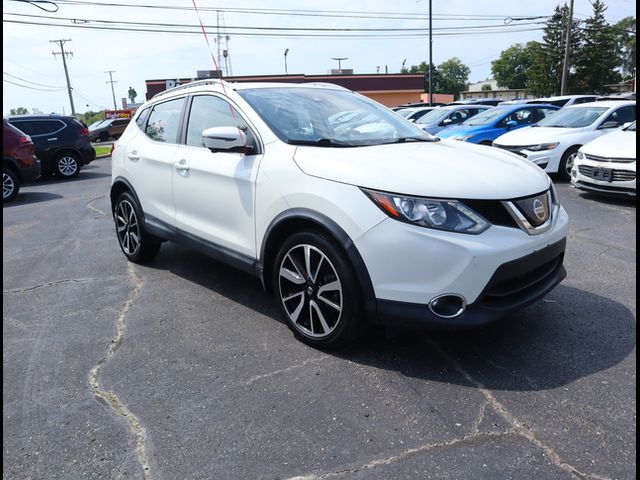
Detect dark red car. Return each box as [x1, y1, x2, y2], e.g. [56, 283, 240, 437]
[3, 119, 41, 202]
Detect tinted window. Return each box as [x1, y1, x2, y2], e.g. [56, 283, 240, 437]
[445, 108, 478, 125]
[113, 119, 129, 127]
[602, 106, 636, 126]
[533, 107, 557, 122]
[186, 95, 251, 148]
[573, 97, 596, 105]
[10, 120, 39, 135]
[145, 98, 184, 143]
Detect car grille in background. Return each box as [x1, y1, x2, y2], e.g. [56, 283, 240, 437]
[578, 165, 636, 182]
[493, 144, 528, 157]
[462, 200, 518, 228]
[584, 153, 635, 164]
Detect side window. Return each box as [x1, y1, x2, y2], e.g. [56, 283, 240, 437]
[186, 95, 251, 148]
[135, 108, 151, 130]
[534, 108, 557, 122]
[502, 108, 533, 126]
[145, 98, 185, 143]
[603, 106, 636, 126]
[10, 121, 38, 136]
[574, 97, 595, 105]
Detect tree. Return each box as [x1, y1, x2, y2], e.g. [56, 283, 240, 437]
[79, 110, 105, 126]
[614, 16, 636, 78]
[574, 0, 622, 93]
[437, 57, 470, 99]
[400, 61, 440, 94]
[9, 107, 29, 115]
[528, 4, 582, 96]
[481, 84, 492, 91]
[491, 42, 536, 89]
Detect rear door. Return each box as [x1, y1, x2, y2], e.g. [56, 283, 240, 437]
[124, 97, 185, 225]
[9, 119, 66, 172]
[172, 94, 262, 257]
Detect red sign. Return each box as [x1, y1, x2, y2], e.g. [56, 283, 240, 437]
[104, 109, 133, 119]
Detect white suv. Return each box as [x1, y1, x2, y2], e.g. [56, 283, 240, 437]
[110, 80, 569, 348]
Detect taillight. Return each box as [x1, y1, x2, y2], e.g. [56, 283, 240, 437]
[79, 127, 90, 136]
[18, 135, 31, 144]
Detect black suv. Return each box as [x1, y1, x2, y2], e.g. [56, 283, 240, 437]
[7, 115, 96, 178]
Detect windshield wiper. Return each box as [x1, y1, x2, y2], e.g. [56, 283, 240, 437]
[287, 138, 353, 147]
[391, 136, 439, 143]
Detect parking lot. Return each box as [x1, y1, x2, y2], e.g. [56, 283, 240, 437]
[3, 157, 636, 479]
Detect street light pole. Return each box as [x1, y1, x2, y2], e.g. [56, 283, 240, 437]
[284, 48, 289, 75]
[332, 57, 348, 71]
[560, 0, 574, 95]
[428, 0, 433, 106]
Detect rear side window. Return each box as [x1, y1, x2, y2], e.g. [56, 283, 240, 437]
[10, 120, 65, 136]
[185, 95, 251, 148]
[145, 98, 185, 143]
[135, 108, 150, 129]
[604, 105, 636, 126]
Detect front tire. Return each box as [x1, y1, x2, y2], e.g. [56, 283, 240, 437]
[113, 192, 161, 263]
[3, 168, 20, 203]
[273, 231, 363, 349]
[559, 147, 579, 181]
[55, 152, 80, 178]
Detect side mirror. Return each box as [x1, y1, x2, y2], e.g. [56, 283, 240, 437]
[599, 121, 619, 129]
[441, 118, 453, 125]
[505, 120, 518, 128]
[202, 127, 248, 152]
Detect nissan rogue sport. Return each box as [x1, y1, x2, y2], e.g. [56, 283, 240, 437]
[110, 80, 569, 348]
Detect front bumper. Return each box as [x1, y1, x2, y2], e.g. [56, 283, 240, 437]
[375, 239, 566, 328]
[571, 159, 636, 197]
[355, 202, 569, 327]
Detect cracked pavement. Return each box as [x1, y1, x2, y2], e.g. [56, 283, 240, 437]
[3, 159, 636, 479]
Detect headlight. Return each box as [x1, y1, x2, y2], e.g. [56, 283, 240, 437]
[526, 143, 559, 151]
[577, 151, 584, 159]
[453, 134, 475, 142]
[362, 189, 490, 234]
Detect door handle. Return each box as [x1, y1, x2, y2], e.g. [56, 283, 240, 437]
[174, 159, 190, 175]
[47, 137, 58, 141]
[127, 150, 140, 162]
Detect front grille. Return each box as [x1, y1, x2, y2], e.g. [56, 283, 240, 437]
[462, 199, 518, 228]
[578, 165, 636, 182]
[479, 239, 566, 310]
[494, 144, 528, 157]
[574, 181, 636, 195]
[585, 153, 635, 164]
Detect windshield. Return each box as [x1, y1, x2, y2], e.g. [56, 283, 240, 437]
[624, 121, 636, 131]
[415, 107, 449, 125]
[463, 107, 511, 126]
[89, 120, 108, 130]
[395, 108, 416, 118]
[536, 106, 608, 128]
[238, 87, 435, 146]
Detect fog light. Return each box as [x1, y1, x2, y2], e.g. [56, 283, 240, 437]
[571, 168, 577, 178]
[428, 294, 466, 318]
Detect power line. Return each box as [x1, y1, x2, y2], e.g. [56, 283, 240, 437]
[3, 19, 545, 39]
[3, 77, 65, 91]
[3, 71, 65, 88]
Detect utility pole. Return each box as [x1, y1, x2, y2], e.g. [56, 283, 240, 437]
[105, 70, 118, 109]
[428, 0, 433, 105]
[216, 10, 222, 71]
[560, 0, 574, 95]
[50, 39, 76, 116]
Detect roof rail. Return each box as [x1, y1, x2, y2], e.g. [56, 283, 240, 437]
[152, 78, 229, 99]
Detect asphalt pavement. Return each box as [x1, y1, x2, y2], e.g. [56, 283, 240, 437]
[3, 157, 636, 480]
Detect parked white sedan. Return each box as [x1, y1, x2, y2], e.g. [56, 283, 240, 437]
[571, 121, 636, 197]
[493, 101, 636, 179]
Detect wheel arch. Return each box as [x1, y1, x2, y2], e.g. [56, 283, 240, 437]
[259, 208, 377, 320]
[110, 177, 143, 217]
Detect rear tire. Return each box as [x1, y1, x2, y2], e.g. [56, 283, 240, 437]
[113, 192, 161, 263]
[272, 231, 364, 349]
[55, 152, 80, 178]
[3, 168, 20, 203]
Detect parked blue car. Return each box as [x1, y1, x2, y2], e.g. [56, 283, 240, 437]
[437, 104, 560, 144]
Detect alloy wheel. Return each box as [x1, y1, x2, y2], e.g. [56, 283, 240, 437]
[565, 152, 577, 177]
[3, 172, 15, 200]
[115, 200, 141, 256]
[278, 244, 343, 338]
[58, 156, 78, 177]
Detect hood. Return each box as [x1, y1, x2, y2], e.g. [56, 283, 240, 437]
[581, 129, 636, 159]
[438, 124, 487, 138]
[495, 126, 586, 145]
[293, 140, 549, 200]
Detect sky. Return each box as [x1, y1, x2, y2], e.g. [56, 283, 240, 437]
[2, 0, 636, 115]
